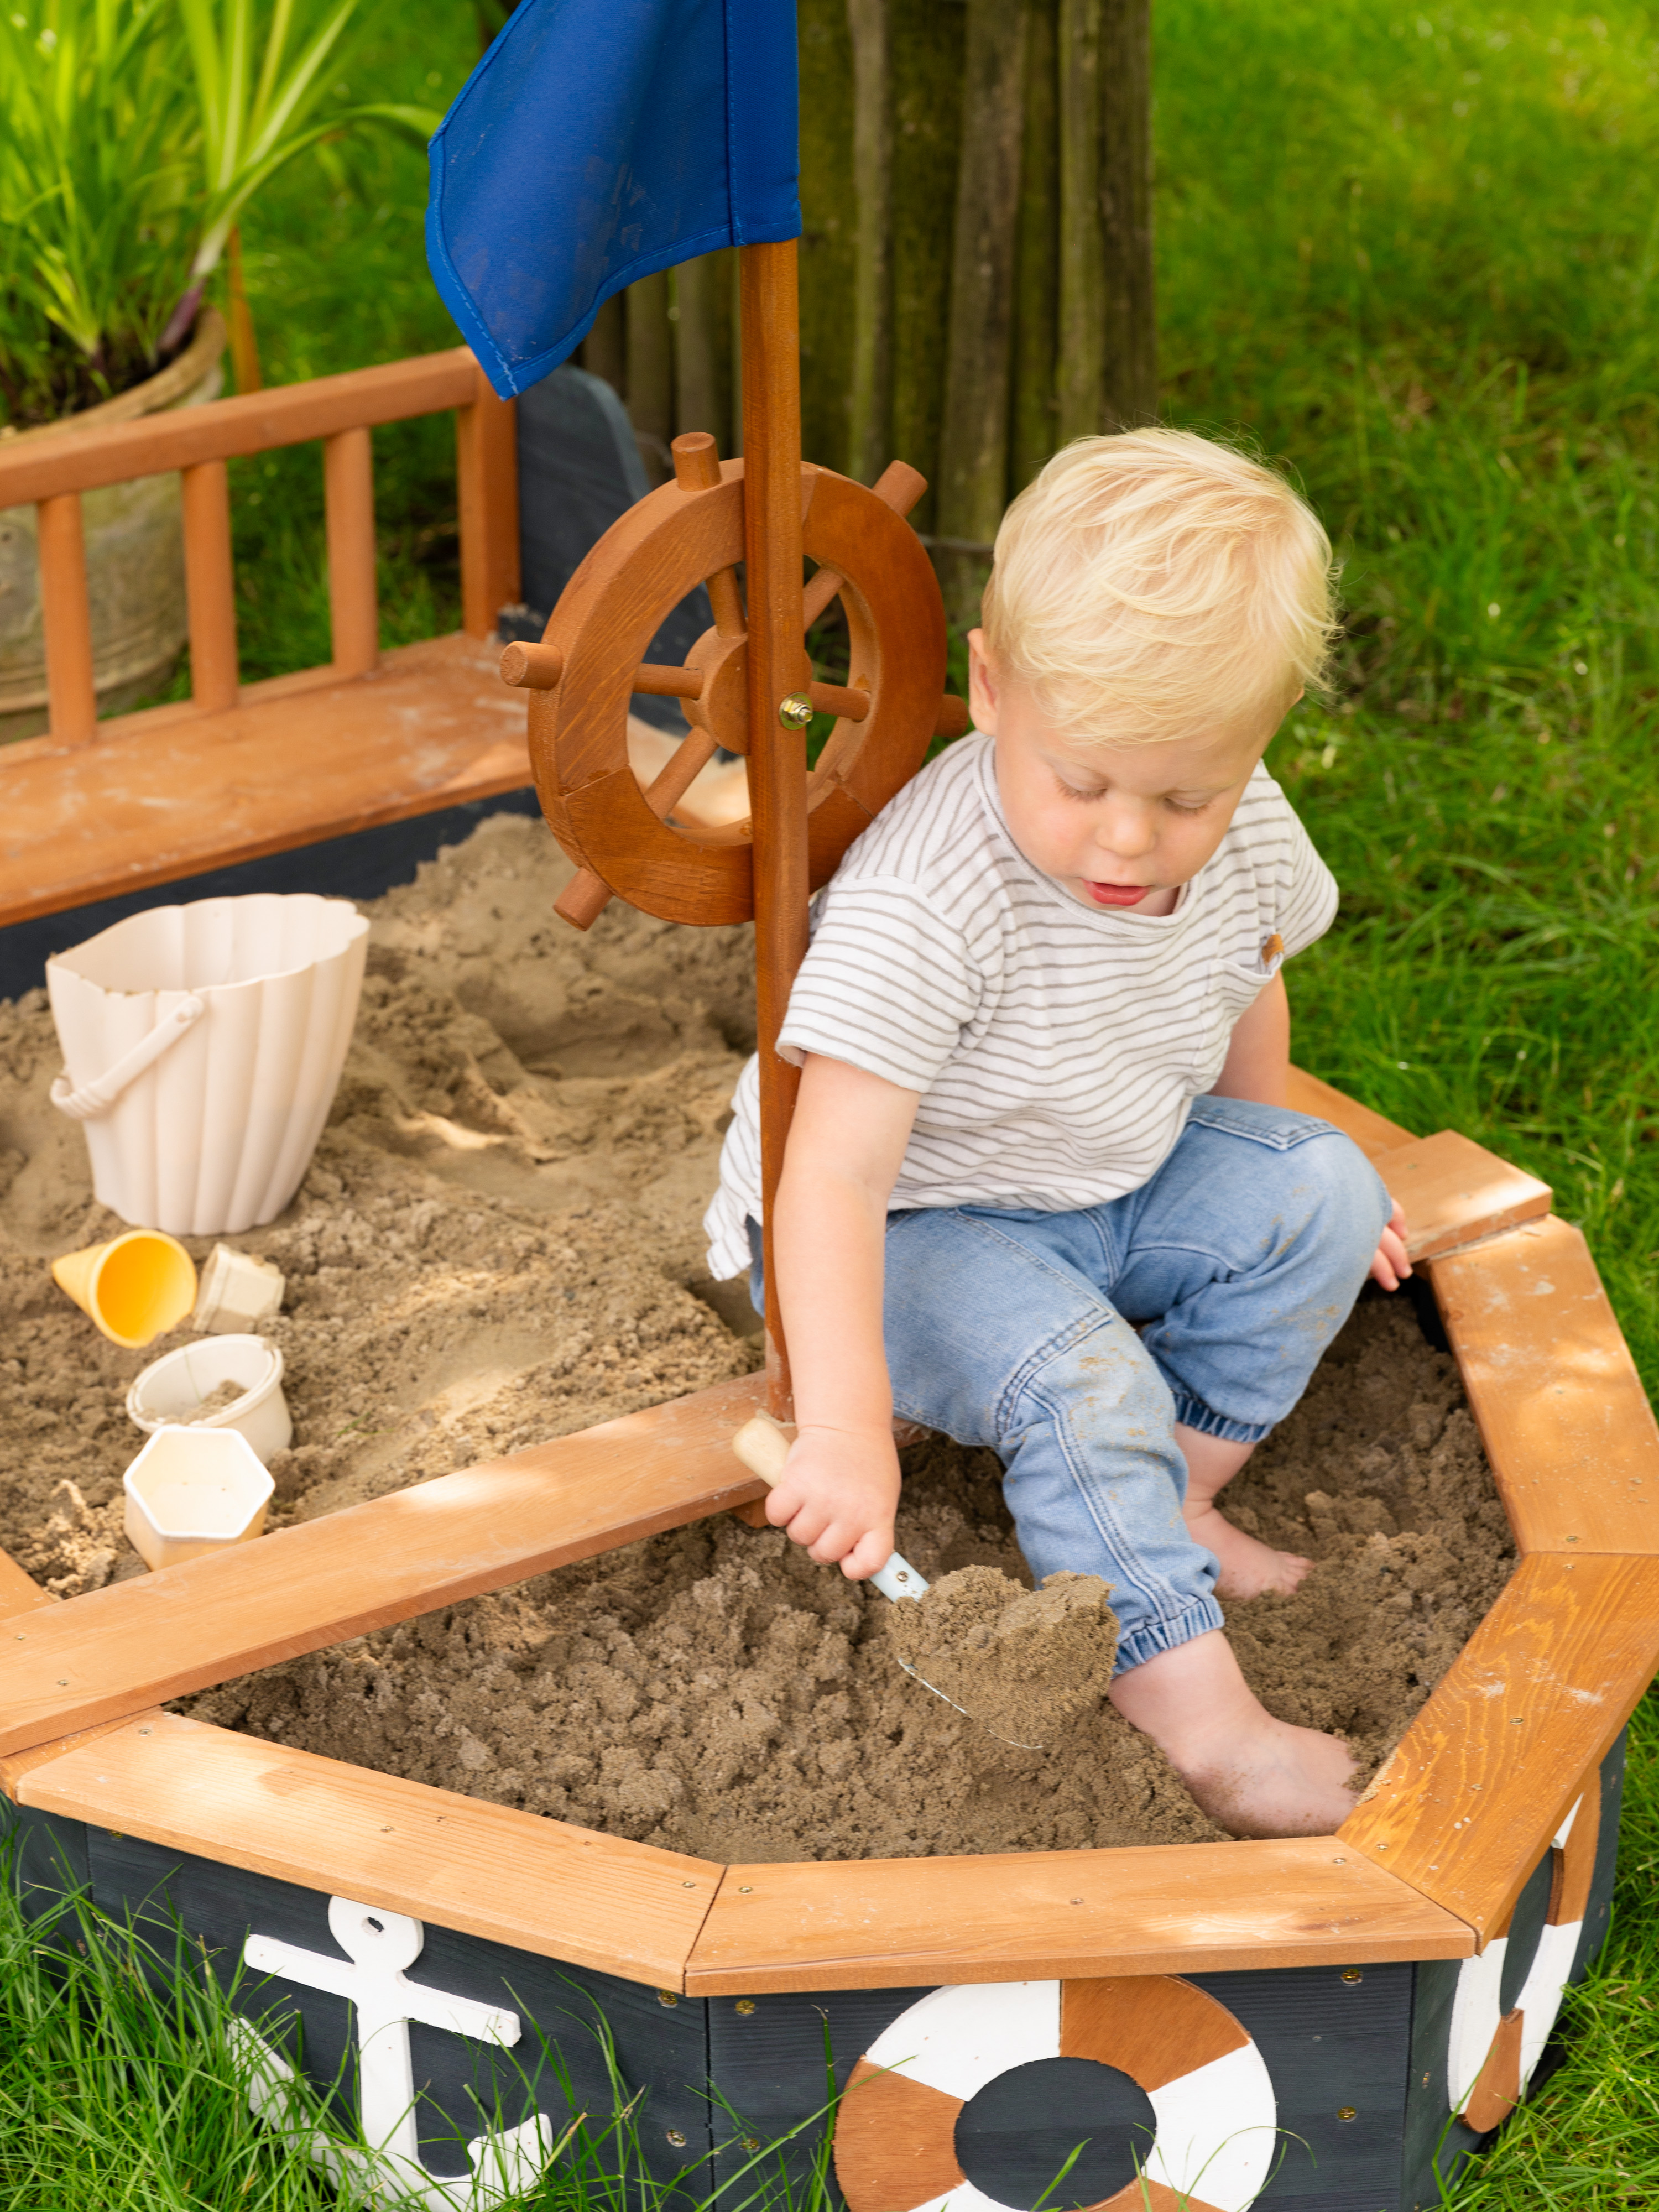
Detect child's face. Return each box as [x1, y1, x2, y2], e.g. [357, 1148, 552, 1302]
[967, 633, 1286, 916]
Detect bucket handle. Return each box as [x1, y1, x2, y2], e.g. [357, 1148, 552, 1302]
[50, 995, 206, 1123]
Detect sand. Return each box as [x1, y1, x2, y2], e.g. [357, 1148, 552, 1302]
[0, 812, 1515, 1856]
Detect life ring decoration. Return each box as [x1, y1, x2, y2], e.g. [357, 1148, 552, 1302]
[833, 1976, 1276, 2212]
[502, 432, 965, 932]
[1448, 1782, 1600, 2135]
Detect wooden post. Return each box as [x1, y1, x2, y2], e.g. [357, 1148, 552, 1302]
[1011, 0, 1060, 491]
[457, 364, 520, 637]
[936, 0, 1029, 625]
[1099, 0, 1155, 425]
[181, 460, 239, 713]
[36, 492, 97, 744]
[1057, 0, 1105, 442]
[740, 241, 813, 1422]
[322, 427, 379, 676]
[846, 0, 892, 486]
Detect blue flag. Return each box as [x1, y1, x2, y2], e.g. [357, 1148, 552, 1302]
[427, 0, 801, 399]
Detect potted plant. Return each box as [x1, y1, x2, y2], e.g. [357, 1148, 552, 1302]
[0, 0, 436, 738]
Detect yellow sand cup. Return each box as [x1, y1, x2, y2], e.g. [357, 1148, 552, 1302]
[51, 1230, 197, 1348]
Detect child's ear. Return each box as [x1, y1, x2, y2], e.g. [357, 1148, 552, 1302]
[966, 629, 999, 734]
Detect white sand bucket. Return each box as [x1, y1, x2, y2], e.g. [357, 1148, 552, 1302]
[127, 1334, 292, 1465]
[46, 893, 368, 1236]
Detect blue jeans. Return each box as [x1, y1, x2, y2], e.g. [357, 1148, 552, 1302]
[749, 1096, 1391, 1673]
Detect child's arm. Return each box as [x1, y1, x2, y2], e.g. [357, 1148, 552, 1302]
[1210, 973, 1411, 1289]
[768, 1051, 920, 1579]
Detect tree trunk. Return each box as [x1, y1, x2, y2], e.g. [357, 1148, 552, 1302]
[1056, 0, 1104, 443]
[580, 293, 625, 395]
[1100, 0, 1155, 425]
[936, 0, 1029, 625]
[1010, 0, 1060, 491]
[625, 272, 674, 482]
[846, 0, 892, 485]
[674, 253, 729, 450]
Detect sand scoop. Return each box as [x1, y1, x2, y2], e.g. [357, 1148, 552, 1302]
[731, 1411, 1047, 1748]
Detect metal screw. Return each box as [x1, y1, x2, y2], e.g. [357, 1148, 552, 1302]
[1422, 2073, 1431, 2088]
[1375, 1842, 1387, 1850]
[738, 1885, 753, 1894]
[1337, 2107, 1358, 2122]
[139, 1726, 152, 1736]
[736, 1999, 756, 2016]
[1567, 1533, 1579, 1542]
[13, 1634, 24, 1641]
[1342, 1969, 1363, 1984]
[56, 1678, 68, 1686]
[743, 2136, 761, 2152]
[1331, 1855, 1346, 1864]
[657, 1990, 679, 2008]
[1070, 1897, 1084, 1906]
[682, 1880, 697, 1888]
[107, 1830, 123, 1841]
[380, 1825, 394, 1833]
[778, 693, 813, 729]
[1511, 1718, 1524, 1726]
[666, 2129, 687, 2147]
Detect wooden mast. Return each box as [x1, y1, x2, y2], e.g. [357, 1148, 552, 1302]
[739, 240, 813, 1421]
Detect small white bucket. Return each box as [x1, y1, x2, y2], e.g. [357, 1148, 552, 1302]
[192, 1242, 285, 1334]
[127, 1334, 293, 1465]
[123, 1425, 275, 1572]
[47, 892, 368, 1236]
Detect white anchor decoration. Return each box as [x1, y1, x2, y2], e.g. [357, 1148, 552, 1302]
[229, 1895, 556, 2208]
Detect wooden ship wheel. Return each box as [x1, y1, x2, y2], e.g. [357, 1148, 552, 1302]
[498, 243, 967, 1412]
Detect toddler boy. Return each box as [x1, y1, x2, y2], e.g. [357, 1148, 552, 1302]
[703, 430, 1410, 1838]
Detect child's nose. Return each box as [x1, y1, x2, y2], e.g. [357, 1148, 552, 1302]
[1097, 803, 1156, 860]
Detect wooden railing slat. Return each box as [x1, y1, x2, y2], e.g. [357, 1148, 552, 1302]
[0, 349, 479, 505]
[181, 459, 239, 712]
[36, 493, 98, 743]
[324, 426, 378, 675]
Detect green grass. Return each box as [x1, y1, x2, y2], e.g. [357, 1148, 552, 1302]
[24, 0, 1659, 2202]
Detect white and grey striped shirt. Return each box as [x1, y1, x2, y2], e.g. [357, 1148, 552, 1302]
[703, 732, 1337, 1280]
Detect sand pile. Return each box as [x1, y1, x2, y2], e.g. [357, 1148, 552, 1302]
[0, 810, 1515, 1856]
[888, 1567, 1120, 1747]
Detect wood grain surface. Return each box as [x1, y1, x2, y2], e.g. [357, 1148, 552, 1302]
[15, 1710, 719, 1989]
[0, 1373, 767, 1757]
[683, 1838, 1470, 1993]
[1371, 1129, 1552, 1261]
[1285, 1066, 1416, 1159]
[833, 2060, 965, 2209]
[1061, 1974, 1247, 2087]
[1436, 1215, 1659, 1554]
[0, 1550, 52, 1618]
[0, 632, 530, 928]
[1339, 1552, 1659, 1945]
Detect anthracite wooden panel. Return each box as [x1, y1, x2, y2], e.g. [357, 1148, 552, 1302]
[1572, 1726, 1625, 1983]
[955, 2056, 1157, 2209]
[707, 1984, 938, 2200]
[1186, 1963, 1413, 2210]
[2, 1800, 89, 1918]
[86, 1832, 713, 2190]
[1497, 1847, 1556, 2016]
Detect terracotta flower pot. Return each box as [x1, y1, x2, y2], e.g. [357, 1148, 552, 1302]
[0, 309, 227, 742]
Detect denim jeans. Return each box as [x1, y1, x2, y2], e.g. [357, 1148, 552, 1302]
[748, 1095, 1391, 1673]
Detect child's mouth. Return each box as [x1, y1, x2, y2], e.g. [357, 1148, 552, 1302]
[1083, 879, 1152, 907]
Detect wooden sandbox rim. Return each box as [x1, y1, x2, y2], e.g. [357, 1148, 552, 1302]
[4, 1074, 1657, 1994]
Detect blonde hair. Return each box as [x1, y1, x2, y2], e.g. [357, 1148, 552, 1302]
[980, 428, 1338, 746]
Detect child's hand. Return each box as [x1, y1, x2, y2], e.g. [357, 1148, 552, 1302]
[764, 1424, 900, 1581]
[1370, 1193, 1411, 1290]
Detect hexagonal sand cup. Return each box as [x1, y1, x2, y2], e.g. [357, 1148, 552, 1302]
[3, 1076, 1655, 2212]
[122, 1425, 275, 1572]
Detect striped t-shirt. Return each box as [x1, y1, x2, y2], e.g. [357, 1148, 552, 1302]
[703, 732, 1338, 1280]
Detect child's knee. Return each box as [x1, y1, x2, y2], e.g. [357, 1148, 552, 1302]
[1290, 1131, 1391, 1272]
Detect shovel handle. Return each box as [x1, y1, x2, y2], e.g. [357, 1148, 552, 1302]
[730, 1412, 928, 1600]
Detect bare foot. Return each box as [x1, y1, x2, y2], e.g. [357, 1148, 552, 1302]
[1183, 1498, 1312, 1599]
[1177, 1714, 1357, 1838]
[1109, 1629, 1357, 1839]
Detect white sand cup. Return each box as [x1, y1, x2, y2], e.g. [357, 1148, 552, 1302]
[192, 1242, 285, 1333]
[127, 1334, 293, 1465]
[47, 892, 369, 1237]
[122, 1425, 275, 1572]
